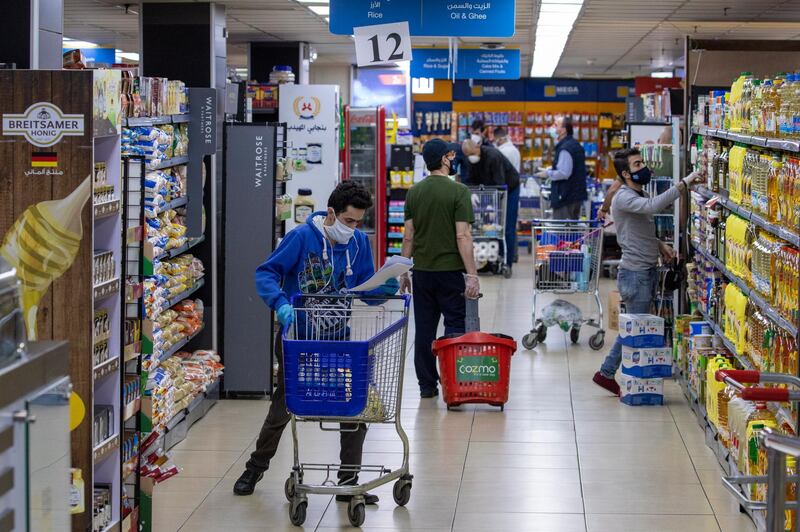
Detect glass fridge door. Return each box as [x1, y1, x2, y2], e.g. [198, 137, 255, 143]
[349, 120, 377, 234]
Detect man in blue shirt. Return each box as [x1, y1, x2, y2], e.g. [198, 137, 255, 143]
[535, 116, 588, 219]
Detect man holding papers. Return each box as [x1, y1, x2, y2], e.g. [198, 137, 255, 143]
[234, 181, 397, 501]
[400, 138, 480, 398]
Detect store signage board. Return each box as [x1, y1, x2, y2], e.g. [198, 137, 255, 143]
[186, 87, 218, 237]
[62, 47, 116, 65]
[452, 79, 524, 101]
[526, 78, 598, 102]
[411, 48, 520, 80]
[353, 21, 412, 67]
[330, 0, 515, 37]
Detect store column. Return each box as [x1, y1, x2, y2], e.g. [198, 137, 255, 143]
[140, 2, 226, 351]
[0, 0, 63, 69]
[249, 41, 311, 84]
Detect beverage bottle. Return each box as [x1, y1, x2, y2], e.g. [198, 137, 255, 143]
[764, 76, 783, 137]
[779, 74, 795, 138]
[792, 73, 800, 139]
[749, 79, 762, 134]
[740, 75, 754, 132]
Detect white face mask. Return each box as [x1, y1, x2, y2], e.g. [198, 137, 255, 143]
[324, 216, 355, 245]
[470, 134, 482, 145]
[548, 126, 559, 140]
[468, 154, 480, 164]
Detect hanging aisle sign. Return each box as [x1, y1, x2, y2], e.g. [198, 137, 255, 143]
[330, 0, 515, 37]
[354, 21, 413, 67]
[411, 48, 520, 80]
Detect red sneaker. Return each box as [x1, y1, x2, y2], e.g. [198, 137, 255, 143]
[593, 372, 620, 396]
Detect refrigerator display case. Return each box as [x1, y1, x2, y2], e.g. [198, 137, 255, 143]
[342, 106, 387, 268]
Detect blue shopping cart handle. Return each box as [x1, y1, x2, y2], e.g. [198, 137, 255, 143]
[289, 293, 412, 308]
[531, 219, 603, 227]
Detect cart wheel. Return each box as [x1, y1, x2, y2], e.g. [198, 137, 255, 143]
[393, 480, 412, 506]
[284, 475, 296, 502]
[289, 500, 307, 526]
[570, 327, 580, 344]
[589, 331, 605, 351]
[522, 333, 538, 350]
[500, 404, 505, 412]
[347, 500, 366, 527]
[502, 265, 512, 279]
[536, 324, 547, 343]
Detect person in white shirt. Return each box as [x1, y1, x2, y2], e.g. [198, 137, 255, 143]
[493, 126, 521, 173]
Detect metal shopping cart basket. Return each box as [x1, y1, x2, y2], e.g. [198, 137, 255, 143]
[282, 294, 412, 527]
[522, 219, 606, 351]
[714, 369, 800, 532]
[470, 185, 511, 278]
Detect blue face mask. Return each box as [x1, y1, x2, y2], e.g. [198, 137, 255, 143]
[629, 166, 652, 186]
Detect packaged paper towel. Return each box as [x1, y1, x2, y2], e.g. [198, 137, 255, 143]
[620, 375, 664, 406]
[621, 346, 673, 378]
[618, 314, 665, 348]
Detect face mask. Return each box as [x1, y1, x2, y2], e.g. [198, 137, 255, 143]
[470, 134, 482, 145]
[468, 154, 480, 164]
[324, 216, 355, 245]
[629, 166, 653, 186]
[548, 126, 558, 140]
[445, 157, 457, 176]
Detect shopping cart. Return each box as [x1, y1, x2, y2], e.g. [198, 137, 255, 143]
[522, 219, 606, 350]
[470, 185, 511, 278]
[282, 294, 413, 527]
[714, 369, 800, 532]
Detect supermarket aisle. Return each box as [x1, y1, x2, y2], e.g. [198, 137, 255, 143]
[153, 256, 758, 532]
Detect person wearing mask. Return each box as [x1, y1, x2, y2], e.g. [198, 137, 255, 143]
[494, 126, 521, 173]
[461, 139, 521, 273]
[470, 119, 492, 146]
[534, 116, 588, 220]
[233, 181, 399, 502]
[400, 139, 479, 398]
[592, 148, 703, 395]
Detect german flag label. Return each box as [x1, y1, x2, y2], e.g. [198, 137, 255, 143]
[31, 152, 57, 167]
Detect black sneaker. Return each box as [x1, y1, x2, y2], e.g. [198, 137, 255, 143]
[233, 469, 263, 495]
[420, 388, 439, 398]
[336, 493, 379, 505]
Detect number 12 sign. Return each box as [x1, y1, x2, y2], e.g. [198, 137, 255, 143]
[354, 21, 413, 67]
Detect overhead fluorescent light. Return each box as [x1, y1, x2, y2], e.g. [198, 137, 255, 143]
[63, 38, 98, 49]
[308, 5, 329, 15]
[116, 51, 140, 62]
[530, 0, 583, 78]
[651, 71, 673, 78]
[324, 16, 329, 22]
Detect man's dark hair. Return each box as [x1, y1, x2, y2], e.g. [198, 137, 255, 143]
[493, 126, 508, 138]
[328, 181, 373, 213]
[471, 119, 485, 132]
[613, 147, 641, 179]
[562, 116, 574, 136]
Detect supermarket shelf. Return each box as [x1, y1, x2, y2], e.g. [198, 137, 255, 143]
[693, 245, 799, 338]
[167, 278, 205, 308]
[154, 324, 204, 366]
[94, 356, 120, 381]
[100, 520, 120, 532]
[695, 305, 752, 370]
[388, 217, 404, 224]
[154, 235, 205, 262]
[165, 378, 220, 433]
[387, 232, 404, 239]
[387, 248, 402, 255]
[94, 278, 120, 302]
[693, 125, 800, 153]
[694, 186, 800, 247]
[123, 398, 141, 423]
[123, 113, 190, 127]
[93, 433, 120, 464]
[123, 342, 140, 362]
[151, 155, 189, 171]
[94, 199, 121, 220]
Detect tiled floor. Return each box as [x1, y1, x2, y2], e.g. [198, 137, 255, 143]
[153, 256, 758, 532]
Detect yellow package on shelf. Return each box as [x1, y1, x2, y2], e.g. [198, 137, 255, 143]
[727, 145, 747, 204]
[724, 214, 751, 280]
[705, 356, 733, 430]
[723, 283, 748, 354]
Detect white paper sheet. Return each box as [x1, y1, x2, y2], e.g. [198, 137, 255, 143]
[348, 256, 413, 292]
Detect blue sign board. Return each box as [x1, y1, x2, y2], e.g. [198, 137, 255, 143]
[596, 79, 635, 102]
[330, 0, 515, 37]
[452, 79, 525, 101]
[526, 78, 598, 102]
[62, 47, 116, 64]
[412, 48, 520, 80]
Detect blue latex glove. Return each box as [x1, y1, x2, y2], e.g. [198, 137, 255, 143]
[277, 303, 294, 329]
[376, 278, 400, 296]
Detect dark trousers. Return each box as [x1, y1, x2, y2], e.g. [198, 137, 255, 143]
[246, 331, 368, 482]
[412, 271, 466, 393]
[552, 201, 582, 220]
[504, 186, 520, 265]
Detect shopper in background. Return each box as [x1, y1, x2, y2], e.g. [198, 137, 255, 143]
[494, 126, 521, 173]
[470, 119, 492, 146]
[234, 181, 398, 503]
[592, 148, 703, 395]
[400, 138, 479, 398]
[461, 138, 521, 272]
[534, 116, 588, 219]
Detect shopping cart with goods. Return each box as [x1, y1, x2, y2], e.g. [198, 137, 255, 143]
[281, 294, 412, 527]
[522, 219, 606, 350]
[470, 185, 511, 278]
[432, 295, 517, 411]
[714, 369, 800, 532]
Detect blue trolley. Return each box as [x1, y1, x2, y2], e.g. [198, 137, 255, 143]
[282, 294, 412, 527]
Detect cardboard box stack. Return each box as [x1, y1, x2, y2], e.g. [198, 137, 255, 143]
[619, 314, 670, 406]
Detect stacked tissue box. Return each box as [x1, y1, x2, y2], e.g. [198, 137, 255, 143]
[619, 314, 670, 406]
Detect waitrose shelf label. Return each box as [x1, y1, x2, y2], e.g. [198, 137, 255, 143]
[330, 0, 515, 37]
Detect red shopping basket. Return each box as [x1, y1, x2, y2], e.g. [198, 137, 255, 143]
[432, 332, 516, 411]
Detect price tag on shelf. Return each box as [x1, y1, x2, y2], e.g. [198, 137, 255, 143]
[353, 21, 412, 67]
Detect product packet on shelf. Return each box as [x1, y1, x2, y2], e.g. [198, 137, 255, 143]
[621, 346, 673, 378]
[619, 375, 664, 406]
[618, 314, 665, 348]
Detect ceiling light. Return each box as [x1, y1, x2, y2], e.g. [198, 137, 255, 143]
[116, 51, 140, 62]
[530, 0, 584, 77]
[63, 39, 98, 49]
[651, 71, 673, 78]
[308, 5, 329, 15]
[297, 0, 328, 3]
